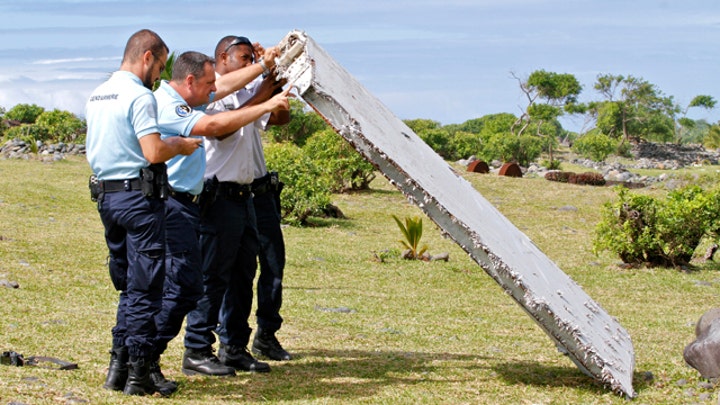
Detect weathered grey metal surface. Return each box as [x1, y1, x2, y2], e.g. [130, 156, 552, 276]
[274, 30, 636, 398]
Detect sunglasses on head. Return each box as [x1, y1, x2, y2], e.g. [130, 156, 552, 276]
[224, 36, 253, 54]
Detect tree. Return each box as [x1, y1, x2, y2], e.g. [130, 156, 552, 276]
[590, 74, 675, 143]
[511, 70, 581, 165]
[704, 124, 720, 150]
[674, 95, 716, 144]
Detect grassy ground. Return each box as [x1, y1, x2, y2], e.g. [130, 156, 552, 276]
[1, 156, 720, 404]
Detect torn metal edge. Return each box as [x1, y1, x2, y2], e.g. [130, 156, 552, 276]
[274, 29, 636, 398]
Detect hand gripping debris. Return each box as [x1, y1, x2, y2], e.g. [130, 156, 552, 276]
[273, 30, 636, 398]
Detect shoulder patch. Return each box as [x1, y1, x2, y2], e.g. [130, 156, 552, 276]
[175, 104, 192, 117]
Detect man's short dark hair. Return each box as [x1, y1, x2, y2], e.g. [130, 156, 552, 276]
[172, 51, 215, 82]
[214, 35, 253, 60]
[122, 29, 168, 64]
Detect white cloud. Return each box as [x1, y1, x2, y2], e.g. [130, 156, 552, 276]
[33, 56, 120, 65]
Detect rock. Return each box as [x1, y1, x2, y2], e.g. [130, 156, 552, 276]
[0, 279, 19, 288]
[703, 244, 718, 262]
[684, 308, 720, 379]
[430, 252, 449, 261]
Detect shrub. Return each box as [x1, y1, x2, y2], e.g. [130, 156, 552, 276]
[35, 109, 85, 143]
[4, 124, 48, 144]
[483, 132, 543, 167]
[266, 99, 328, 147]
[572, 133, 616, 161]
[542, 159, 562, 170]
[615, 141, 633, 158]
[264, 142, 333, 226]
[5, 103, 44, 124]
[303, 128, 375, 192]
[417, 128, 453, 159]
[449, 130, 482, 160]
[593, 185, 720, 266]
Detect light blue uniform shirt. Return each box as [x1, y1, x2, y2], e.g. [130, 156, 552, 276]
[155, 80, 212, 195]
[85, 71, 159, 180]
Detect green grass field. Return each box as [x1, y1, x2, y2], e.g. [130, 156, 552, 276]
[1, 156, 720, 404]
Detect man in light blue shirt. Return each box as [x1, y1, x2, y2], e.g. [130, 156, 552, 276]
[153, 49, 291, 378]
[85, 29, 200, 397]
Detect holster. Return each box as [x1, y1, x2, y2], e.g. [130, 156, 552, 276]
[140, 163, 169, 200]
[198, 176, 219, 218]
[268, 171, 284, 216]
[89, 174, 102, 202]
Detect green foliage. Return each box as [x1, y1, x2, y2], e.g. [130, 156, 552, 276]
[153, 51, 176, 91]
[542, 159, 562, 170]
[5, 103, 44, 123]
[593, 101, 622, 138]
[704, 124, 720, 149]
[391, 214, 428, 260]
[527, 70, 582, 104]
[2, 105, 85, 144]
[454, 113, 516, 137]
[404, 118, 442, 134]
[483, 132, 543, 166]
[679, 119, 710, 144]
[264, 142, 333, 225]
[528, 103, 561, 121]
[572, 133, 617, 161]
[593, 185, 720, 266]
[592, 74, 675, 142]
[688, 95, 717, 109]
[449, 130, 482, 160]
[303, 128, 376, 192]
[615, 140, 633, 158]
[4, 124, 47, 144]
[266, 99, 329, 146]
[417, 128, 453, 159]
[35, 109, 86, 143]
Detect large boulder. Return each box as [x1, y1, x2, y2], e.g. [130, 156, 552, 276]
[683, 308, 720, 379]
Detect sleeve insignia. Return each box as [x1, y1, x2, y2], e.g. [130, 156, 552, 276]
[175, 104, 192, 117]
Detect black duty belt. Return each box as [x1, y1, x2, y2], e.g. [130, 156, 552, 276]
[252, 183, 271, 195]
[102, 178, 142, 192]
[170, 190, 200, 204]
[217, 182, 252, 200]
[251, 173, 276, 195]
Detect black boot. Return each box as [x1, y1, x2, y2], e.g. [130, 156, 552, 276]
[123, 356, 156, 396]
[252, 328, 292, 361]
[219, 343, 271, 372]
[102, 345, 128, 391]
[149, 357, 178, 396]
[181, 347, 236, 376]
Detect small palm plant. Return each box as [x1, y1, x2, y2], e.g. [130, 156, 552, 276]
[392, 214, 428, 260]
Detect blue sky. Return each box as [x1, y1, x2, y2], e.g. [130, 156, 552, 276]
[1, 0, 720, 132]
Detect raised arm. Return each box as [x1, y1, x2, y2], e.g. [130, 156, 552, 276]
[190, 86, 292, 138]
[213, 46, 279, 100]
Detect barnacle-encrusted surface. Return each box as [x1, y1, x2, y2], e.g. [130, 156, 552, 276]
[275, 29, 636, 398]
